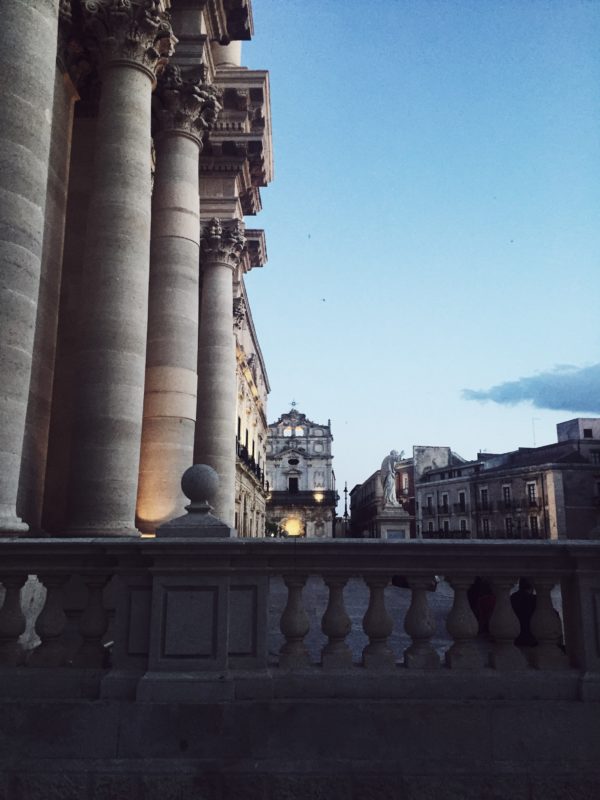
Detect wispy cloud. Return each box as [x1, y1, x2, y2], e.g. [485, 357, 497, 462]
[463, 363, 600, 414]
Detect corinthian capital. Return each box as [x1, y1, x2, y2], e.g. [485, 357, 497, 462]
[155, 65, 222, 144]
[81, 0, 176, 79]
[201, 219, 246, 270]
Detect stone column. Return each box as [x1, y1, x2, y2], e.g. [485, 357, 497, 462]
[0, 0, 60, 533]
[195, 219, 245, 526]
[67, 1, 174, 534]
[17, 10, 79, 531]
[136, 67, 221, 533]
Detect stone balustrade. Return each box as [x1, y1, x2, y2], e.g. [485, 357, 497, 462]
[1, 539, 599, 702]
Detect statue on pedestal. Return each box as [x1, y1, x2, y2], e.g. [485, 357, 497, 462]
[380, 450, 404, 508]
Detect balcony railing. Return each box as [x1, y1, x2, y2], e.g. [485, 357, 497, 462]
[236, 439, 265, 486]
[268, 489, 338, 507]
[1, 538, 599, 704]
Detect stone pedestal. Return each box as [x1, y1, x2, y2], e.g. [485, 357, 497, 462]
[375, 506, 412, 540]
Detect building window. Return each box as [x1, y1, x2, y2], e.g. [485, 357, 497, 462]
[458, 491, 466, 511]
[527, 482, 537, 506]
[502, 485, 511, 507]
[505, 518, 514, 536]
[530, 515, 539, 536]
[482, 518, 490, 536]
[283, 426, 292, 437]
[288, 477, 299, 493]
[441, 493, 449, 511]
[426, 495, 433, 511]
[460, 519, 467, 532]
[428, 521, 434, 533]
[402, 473, 409, 490]
[591, 452, 600, 464]
[480, 487, 488, 509]
[443, 520, 449, 533]
[295, 426, 305, 436]
[583, 428, 593, 438]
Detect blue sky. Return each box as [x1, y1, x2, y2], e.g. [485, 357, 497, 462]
[242, 0, 600, 498]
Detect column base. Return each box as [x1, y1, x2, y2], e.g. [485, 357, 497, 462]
[0, 516, 29, 535]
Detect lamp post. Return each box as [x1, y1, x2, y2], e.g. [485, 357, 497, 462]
[343, 482, 349, 538]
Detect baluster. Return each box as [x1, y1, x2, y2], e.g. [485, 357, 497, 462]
[28, 575, 67, 667]
[362, 577, 395, 669]
[530, 580, 569, 670]
[489, 578, 527, 670]
[404, 577, 440, 669]
[445, 577, 484, 669]
[73, 575, 110, 667]
[0, 575, 27, 666]
[279, 574, 310, 668]
[321, 576, 352, 669]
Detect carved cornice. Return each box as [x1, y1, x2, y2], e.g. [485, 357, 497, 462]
[81, 0, 176, 80]
[240, 228, 266, 273]
[201, 218, 246, 270]
[154, 64, 222, 144]
[201, 69, 273, 202]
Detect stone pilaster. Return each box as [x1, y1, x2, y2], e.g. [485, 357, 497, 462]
[0, 0, 60, 533]
[137, 67, 222, 533]
[66, 0, 174, 535]
[195, 218, 246, 526]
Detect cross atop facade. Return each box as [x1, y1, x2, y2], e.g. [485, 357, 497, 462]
[290, 400, 297, 408]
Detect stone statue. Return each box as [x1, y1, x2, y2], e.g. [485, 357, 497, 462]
[380, 450, 404, 507]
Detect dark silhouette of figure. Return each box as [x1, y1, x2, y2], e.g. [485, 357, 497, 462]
[511, 578, 537, 647]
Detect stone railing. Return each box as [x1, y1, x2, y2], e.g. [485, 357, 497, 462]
[1, 539, 600, 702]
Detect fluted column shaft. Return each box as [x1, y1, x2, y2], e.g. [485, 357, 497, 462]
[18, 62, 78, 531]
[137, 69, 221, 533]
[67, 3, 174, 534]
[195, 219, 245, 526]
[0, 0, 59, 532]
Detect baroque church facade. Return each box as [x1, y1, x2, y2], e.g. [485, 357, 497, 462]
[265, 408, 338, 537]
[0, 0, 272, 537]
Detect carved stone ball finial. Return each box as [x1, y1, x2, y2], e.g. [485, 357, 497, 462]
[181, 464, 219, 513]
[156, 464, 234, 538]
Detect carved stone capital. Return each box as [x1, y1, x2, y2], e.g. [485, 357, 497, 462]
[81, 0, 176, 80]
[233, 296, 247, 330]
[201, 218, 246, 270]
[154, 65, 222, 144]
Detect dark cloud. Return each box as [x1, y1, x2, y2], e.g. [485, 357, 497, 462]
[463, 363, 600, 414]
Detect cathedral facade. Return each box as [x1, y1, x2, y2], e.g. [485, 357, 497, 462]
[265, 408, 338, 537]
[0, 0, 272, 537]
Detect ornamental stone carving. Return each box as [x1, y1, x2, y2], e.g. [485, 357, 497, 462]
[380, 450, 404, 508]
[155, 65, 222, 144]
[81, 0, 176, 79]
[201, 218, 246, 270]
[233, 296, 247, 329]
